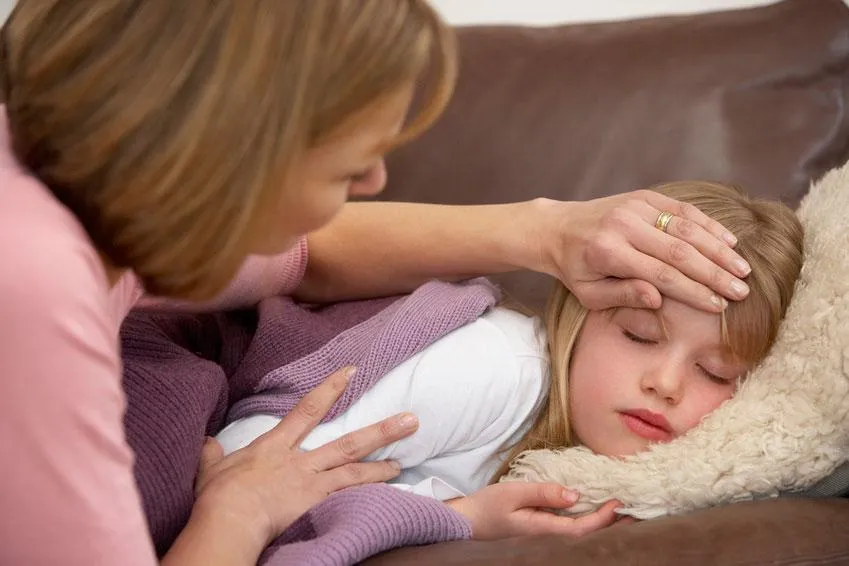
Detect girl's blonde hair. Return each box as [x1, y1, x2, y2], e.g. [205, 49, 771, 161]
[0, 1, 456, 299]
[492, 181, 804, 481]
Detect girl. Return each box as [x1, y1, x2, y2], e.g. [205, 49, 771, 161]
[217, 181, 804, 539]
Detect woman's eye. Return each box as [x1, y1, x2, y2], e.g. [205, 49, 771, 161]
[622, 330, 657, 345]
[347, 169, 371, 183]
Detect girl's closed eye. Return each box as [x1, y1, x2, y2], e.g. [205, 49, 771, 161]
[696, 364, 735, 386]
[622, 329, 658, 345]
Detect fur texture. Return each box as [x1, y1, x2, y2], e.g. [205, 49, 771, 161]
[502, 163, 849, 519]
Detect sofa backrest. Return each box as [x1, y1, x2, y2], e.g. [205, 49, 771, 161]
[379, 0, 849, 309]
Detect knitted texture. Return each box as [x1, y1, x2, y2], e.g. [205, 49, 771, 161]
[121, 279, 496, 561]
[263, 484, 472, 566]
[229, 277, 502, 422]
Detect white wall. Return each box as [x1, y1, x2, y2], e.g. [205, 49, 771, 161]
[0, 1, 845, 27]
[429, 0, 840, 25]
[0, 1, 805, 25]
[0, 0, 11, 22]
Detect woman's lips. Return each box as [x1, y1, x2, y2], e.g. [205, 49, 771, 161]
[619, 411, 674, 442]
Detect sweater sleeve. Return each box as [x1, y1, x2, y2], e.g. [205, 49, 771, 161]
[262, 483, 472, 566]
[0, 238, 157, 566]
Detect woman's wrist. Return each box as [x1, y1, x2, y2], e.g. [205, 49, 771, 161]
[162, 501, 269, 566]
[501, 198, 573, 278]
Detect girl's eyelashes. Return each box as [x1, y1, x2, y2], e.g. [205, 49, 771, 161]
[696, 365, 733, 385]
[622, 329, 657, 345]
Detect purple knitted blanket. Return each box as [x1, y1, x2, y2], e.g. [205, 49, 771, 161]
[120, 278, 498, 565]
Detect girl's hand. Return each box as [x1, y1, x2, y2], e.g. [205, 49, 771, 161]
[446, 482, 622, 540]
[524, 191, 752, 313]
[190, 367, 420, 549]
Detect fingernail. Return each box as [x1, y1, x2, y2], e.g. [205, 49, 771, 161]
[398, 413, 419, 429]
[342, 366, 357, 382]
[730, 280, 749, 299]
[734, 258, 751, 277]
[388, 460, 401, 471]
[563, 488, 579, 503]
[710, 294, 728, 311]
[723, 231, 738, 246]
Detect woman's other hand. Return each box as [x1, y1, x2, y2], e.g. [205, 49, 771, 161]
[191, 367, 419, 548]
[525, 191, 752, 313]
[446, 482, 622, 540]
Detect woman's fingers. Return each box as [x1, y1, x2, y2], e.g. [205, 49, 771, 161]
[578, 193, 753, 312]
[265, 367, 354, 448]
[660, 214, 750, 280]
[638, 192, 751, 280]
[307, 412, 419, 471]
[572, 276, 662, 311]
[590, 241, 728, 312]
[318, 461, 403, 493]
[641, 190, 738, 249]
[636, 197, 751, 282]
[627, 219, 750, 305]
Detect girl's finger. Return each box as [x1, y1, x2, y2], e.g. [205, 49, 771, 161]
[497, 482, 580, 511]
[569, 500, 622, 537]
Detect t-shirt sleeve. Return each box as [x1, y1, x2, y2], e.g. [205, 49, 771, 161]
[134, 236, 308, 312]
[0, 246, 157, 566]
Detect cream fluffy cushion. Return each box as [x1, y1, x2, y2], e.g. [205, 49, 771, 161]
[502, 162, 849, 519]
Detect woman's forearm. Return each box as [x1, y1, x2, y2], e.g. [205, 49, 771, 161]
[294, 200, 546, 303]
[161, 510, 265, 566]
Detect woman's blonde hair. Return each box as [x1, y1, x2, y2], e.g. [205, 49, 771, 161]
[492, 181, 804, 481]
[0, 1, 456, 299]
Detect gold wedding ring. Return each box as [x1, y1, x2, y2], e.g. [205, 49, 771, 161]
[655, 211, 674, 233]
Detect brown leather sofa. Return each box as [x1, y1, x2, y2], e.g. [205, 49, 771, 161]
[365, 0, 849, 564]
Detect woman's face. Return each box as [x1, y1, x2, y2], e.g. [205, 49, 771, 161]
[255, 83, 415, 255]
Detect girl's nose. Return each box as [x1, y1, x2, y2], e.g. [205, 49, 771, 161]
[641, 363, 685, 405]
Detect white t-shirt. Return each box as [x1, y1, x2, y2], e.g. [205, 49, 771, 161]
[216, 306, 550, 499]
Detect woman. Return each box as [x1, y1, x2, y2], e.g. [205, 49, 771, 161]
[0, 2, 752, 565]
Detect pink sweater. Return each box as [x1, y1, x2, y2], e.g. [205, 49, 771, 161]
[0, 111, 309, 566]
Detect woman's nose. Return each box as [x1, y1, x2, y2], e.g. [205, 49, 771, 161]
[348, 159, 387, 197]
